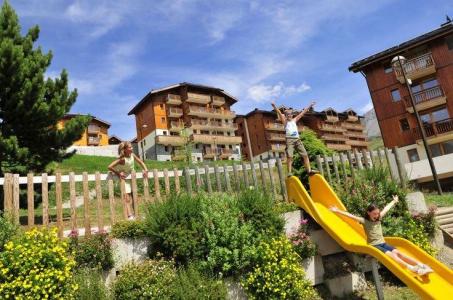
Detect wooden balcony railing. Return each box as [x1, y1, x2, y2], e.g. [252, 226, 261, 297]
[320, 124, 346, 132]
[192, 134, 242, 145]
[344, 131, 366, 139]
[404, 86, 445, 112]
[88, 137, 100, 145]
[270, 144, 286, 152]
[394, 53, 435, 83]
[265, 123, 285, 131]
[188, 106, 235, 119]
[413, 118, 453, 139]
[191, 119, 238, 131]
[156, 135, 185, 146]
[326, 115, 339, 122]
[166, 94, 182, 105]
[212, 96, 225, 106]
[170, 121, 184, 132]
[88, 125, 100, 134]
[169, 107, 183, 118]
[266, 133, 286, 142]
[341, 123, 364, 130]
[325, 143, 351, 151]
[186, 93, 211, 104]
[346, 115, 359, 122]
[321, 133, 348, 141]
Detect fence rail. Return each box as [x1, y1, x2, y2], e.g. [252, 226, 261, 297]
[1, 159, 288, 238]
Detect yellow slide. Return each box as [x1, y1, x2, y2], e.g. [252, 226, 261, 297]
[286, 175, 453, 300]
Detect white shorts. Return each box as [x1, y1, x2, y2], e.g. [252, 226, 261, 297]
[107, 172, 132, 194]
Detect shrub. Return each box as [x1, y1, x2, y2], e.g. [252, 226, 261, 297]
[289, 219, 318, 260]
[74, 268, 109, 300]
[0, 227, 77, 299]
[0, 215, 17, 251]
[412, 206, 437, 238]
[111, 259, 176, 300]
[171, 264, 228, 300]
[111, 220, 146, 239]
[69, 232, 114, 270]
[242, 236, 319, 300]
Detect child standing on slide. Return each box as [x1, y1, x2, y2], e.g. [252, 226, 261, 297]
[330, 195, 433, 275]
[108, 141, 148, 220]
[271, 101, 317, 176]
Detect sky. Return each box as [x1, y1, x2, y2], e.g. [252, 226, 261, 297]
[10, 0, 452, 140]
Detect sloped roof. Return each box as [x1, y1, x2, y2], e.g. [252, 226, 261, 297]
[63, 114, 111, 127]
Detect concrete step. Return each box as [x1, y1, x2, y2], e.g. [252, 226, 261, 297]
[435, 213, 453, 221]
[437, 217, 453, 226]
[435, 207, 453, 216]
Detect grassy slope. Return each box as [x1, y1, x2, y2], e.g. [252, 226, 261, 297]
[368, 136, 384, 151]
[424, 192, 453, 207]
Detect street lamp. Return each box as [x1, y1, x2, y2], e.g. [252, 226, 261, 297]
[141, 124, 148, 160]
[391, 56, 442, 195]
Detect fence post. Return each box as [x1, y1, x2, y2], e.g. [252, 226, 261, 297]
[153, 169, 161, 202]
[12, 174, 20, 225]
[354, 149, 364, 170]
[214, 164, 222, 192]
[69, 172, 78, 232]
[322, 154, 332, 183]
[232, 163, 240, 191]
[143, 171, 150, 202]
[108, 176, 115, 226]
[56, 173, 63, 238]
[42, 173, 49, 227]
[276, 157, 288, 201]
[346, 151, 356, 179]
[267, 160, 277, 200]
[250, 161, 258, 188]
[173, 167, 180, 194]
[27, 173, 34, 227]
[331, 155, 340, 182]
[204, 165, 212, 193]
[393, 146, 407, 188]
[163, 169, 171, 196]
[316, 155, 324, 177]
[194, 167, 202, 194]
[184, 167, 192, 195]
[258, 160, 267, 192]
[384, 148, 397, 181]
[241, 162, 250, 187]
[224, 166, 232, 192]
[83, 172, 91, 236]
[377, 148, 383, 165]
[96, 172, 105, 232]
[369, 150, 376, 168]
[339, 153, 348, 181]
[362, 149, 370, 169]
[3, 174, 12, 216]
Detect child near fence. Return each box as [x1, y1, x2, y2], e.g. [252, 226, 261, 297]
[330, 195, 433, 275]
[108, 141, 148, 220]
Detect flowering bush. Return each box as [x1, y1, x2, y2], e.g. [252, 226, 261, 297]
[111, 220, 146, 239]
[0, 227, 77, 299]
[411, 206, 437, 238]
[242, 237, 319, 300]
[69, 231, 114, 270]
[289, 219, 318, 260]
[0, 215, 17, 251]
[112, 259, 176, 300]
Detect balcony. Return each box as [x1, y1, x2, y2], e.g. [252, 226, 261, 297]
[394, 53, 436, 83]
[192, 134, 242, 145]
[156, 135, 186, 146]
[88, 137, 100, 145]
[203, 148, 217, 158]
[88, 125, 100, 134]
[404, 86, 446, 113]
[321, 133, 348, 142]
[266, 133, 286, 142]
[320, 124, 346, 133]
[342, 122, 364, 130]
[188, 106, 236, 119]
[346, 115, 359, 122]
[346, 139, 369, 147]
[220, 148, 233, 158]
[166, 94, 182, 105]
[326, 143, 351, 151]
[344, 131, 367, 139]
[169, 121, 184, 133]
[212, 96, 225, 106]
[191, 119, 238, 131]
[326, 115, 339, 122]
[168, 107, 183, 118]
[265, 123, 285, 131]
[186, 92, 211, 104]
[413, 118, 453, 140]
[270, 144, 286, 152]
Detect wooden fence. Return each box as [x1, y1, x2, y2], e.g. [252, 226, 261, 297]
[315, 147, 407, 186]
[1, 159, 288, 238]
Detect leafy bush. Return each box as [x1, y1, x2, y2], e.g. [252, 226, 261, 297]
[0, 228, 77, 299]
[112, 259, 176, 300]
[289, 219, 318, 260]
[0, 215, 17, 251]
[171, 264, 228, 300]
[69, 232, 114, 270]
[412, 206, 437, 238]
[74, 268, 110, 300]
[111, 220, 146, 239]
[242, 236, 319, 300]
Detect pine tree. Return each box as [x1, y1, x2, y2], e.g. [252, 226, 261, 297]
[0, 1, 89, 176]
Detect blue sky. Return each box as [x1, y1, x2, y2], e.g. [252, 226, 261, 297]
[10, 0, 452, 139]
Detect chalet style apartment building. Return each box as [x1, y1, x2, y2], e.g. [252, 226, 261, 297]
[235, 107, 368, 161]
[128, 83, 242, 162]
[58, 114, 111, 146]
[349, 19, 453, 182]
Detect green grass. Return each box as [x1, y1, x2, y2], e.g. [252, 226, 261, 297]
[424, 192, 453, 207]
[368, 136, 384, 151]
[357, 284, 419, 300]
[51, 154, 238, 175]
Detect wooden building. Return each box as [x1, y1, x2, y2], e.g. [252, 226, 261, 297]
[349, 18, 453, 165]
[128, 82, 242, 161]
[58, 114, 110, 146]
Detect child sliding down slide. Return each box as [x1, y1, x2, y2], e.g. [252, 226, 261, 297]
[330, 195, 434, 276]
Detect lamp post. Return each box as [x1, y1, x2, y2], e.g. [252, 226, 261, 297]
[140, 124, 148, 160]
[392, 56, 442, 195]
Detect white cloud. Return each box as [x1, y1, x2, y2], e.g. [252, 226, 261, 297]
[247, 82, 311, 103]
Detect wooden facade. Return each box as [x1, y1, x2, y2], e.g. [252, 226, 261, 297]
[350, 21, 453, 162]
[58, 114, 110, 146]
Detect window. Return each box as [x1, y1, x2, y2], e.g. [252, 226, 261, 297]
[399, 118, 410, 131]
[446, 34, 453, 50]
[411, 78, 439, 94]
[384, 65, 393, 73]
[443, 140, 453, 155]
[407, 149, 420, 162]
[160, 104, 164, 110]
[391, 89, 401, 102]
[421, 107, 449, 124]
[429, 144, 442, 157]
[164, 146, 169, 152]
[163, 131, 168, 136]
[161, 117, 166, 123]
